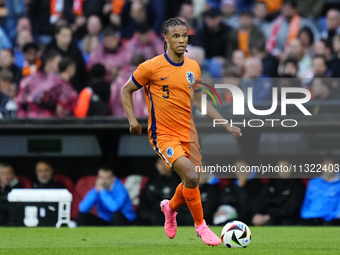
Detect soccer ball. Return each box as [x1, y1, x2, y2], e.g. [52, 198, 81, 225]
[221, 220, 251, 248]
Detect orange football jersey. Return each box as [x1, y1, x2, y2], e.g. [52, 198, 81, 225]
[132, 52, 202, 144]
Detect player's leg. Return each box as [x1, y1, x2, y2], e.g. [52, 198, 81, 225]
[172, 144, 221, 246]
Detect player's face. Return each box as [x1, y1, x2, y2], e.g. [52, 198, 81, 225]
[165, 25, 188, 55]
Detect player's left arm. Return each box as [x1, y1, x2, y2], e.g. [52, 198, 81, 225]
[193, 89, 242, 138]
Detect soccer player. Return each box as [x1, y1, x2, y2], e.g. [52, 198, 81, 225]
[121, 18, 242, 246]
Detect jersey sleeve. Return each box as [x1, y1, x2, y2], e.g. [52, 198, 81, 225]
[131, 60, 152, 89]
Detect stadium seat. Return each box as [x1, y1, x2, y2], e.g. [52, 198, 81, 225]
[15, 175, 32, 188]
[121, 175, 149, 210]
[218, 178, 230, 189]
[54, 174, 75, 192]
[74, 175, 98, 217]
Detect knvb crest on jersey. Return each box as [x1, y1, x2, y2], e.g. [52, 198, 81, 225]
[186, 71, 195, 85]
[166, 147, 174, 157]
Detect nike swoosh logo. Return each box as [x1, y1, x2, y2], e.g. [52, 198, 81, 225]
[161, 76, 170, 80]
[187, 198, 196, 201]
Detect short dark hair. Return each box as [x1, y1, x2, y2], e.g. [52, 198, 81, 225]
[298, 27, 314, 46]
[55, 23, 71, 35]
[23, 42, 39, 53]
[98, 167, 115, 175]
[136, 22, 150, 34]
[284, 57, 298, 69]
[131, 54, 145, 66]
[249, 39, 266, 53]
[283, 0, 297, 8]
[320, 38, 333, 51]
[103, 26, 119, 38]
[90, 63, 106, 79]
[58, 57, 75, 73]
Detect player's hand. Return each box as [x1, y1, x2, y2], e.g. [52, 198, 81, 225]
[227, 125, 242, 138]
[95, 179, 104, 192]
[129, 123, 142, 136]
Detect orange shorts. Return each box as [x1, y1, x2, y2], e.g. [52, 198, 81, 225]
[150, 139, 202, 170]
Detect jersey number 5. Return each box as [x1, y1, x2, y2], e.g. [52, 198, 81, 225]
[162, 85, 169, 99]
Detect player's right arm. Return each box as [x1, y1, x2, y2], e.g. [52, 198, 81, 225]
[121, 77, 142, 136]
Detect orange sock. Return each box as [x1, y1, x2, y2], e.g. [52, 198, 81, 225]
[183, 185, 204, 226]
[169, 183, 186, 211]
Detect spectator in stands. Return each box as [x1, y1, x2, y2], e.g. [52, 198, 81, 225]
[252, 160, 305, 226]
[86, 15, 104, 40]
[0, 70, 13, 98]
[77, 167, 136, 226]
[120, 0, 156, 39]
[63, 1, 108, 41]
[3, 0, 26, 43]
[0, 49, 22, 87]
[75, 63, 111, 117]
[32, 161, 65, 189]
[0, 25, 12, 51]
[321, 9, 340, 41]
[125, 22, 163, 61]
[31, 57, 78, 118]
[266, 0, 319, 59]
[213, 161, 263, 226]
[281, 57, 298, 77]
[227, 10, 265, 58]
[312, 55, 329, 78]
[220, 0, 239, 29]
[87, 26, 131, 83]
[298, 27, 314, 58]
[311, 78, 340, 101]
[328, 35, 340, 78]
[138, 158, 187, 226]
[232, 50, 246, 77]
[110, 54, 147, 118]
[314, 39, 333, 67]
[243, 57, 273, 102]
[28, 0, 72, 44]
[22, 43, 41, 78]
[16, 50, 62, 118]
[177, 2, 195, 35]
[45, 23, 87, 93]
[78, 15, 104, 56]
[14, 29, 34, 69]
[197, 8, 232, 59]
[0, 163, 22, 226]
[79, 35, 101, 63]
[185, 46, 210, 78]
[253, 1, 270, 38]
[250, 39, 279, 78]
[301, 158, 340, 226]
[286, 38, 313, 80]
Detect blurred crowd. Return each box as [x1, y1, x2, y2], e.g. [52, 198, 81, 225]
[0, 0, 340, 118]
[1, 157, 340, 226]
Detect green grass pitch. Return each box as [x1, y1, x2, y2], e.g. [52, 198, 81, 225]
[1, 226, 340, 255]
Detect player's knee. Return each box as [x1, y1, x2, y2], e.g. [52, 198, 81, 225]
[182, 169, 199, 188]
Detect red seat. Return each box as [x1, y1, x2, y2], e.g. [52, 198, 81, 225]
[218, 178, 230, 189]
[15, 175, 32, 188]
[54, 174, 74, 192]
[74, 175, 98, 217]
